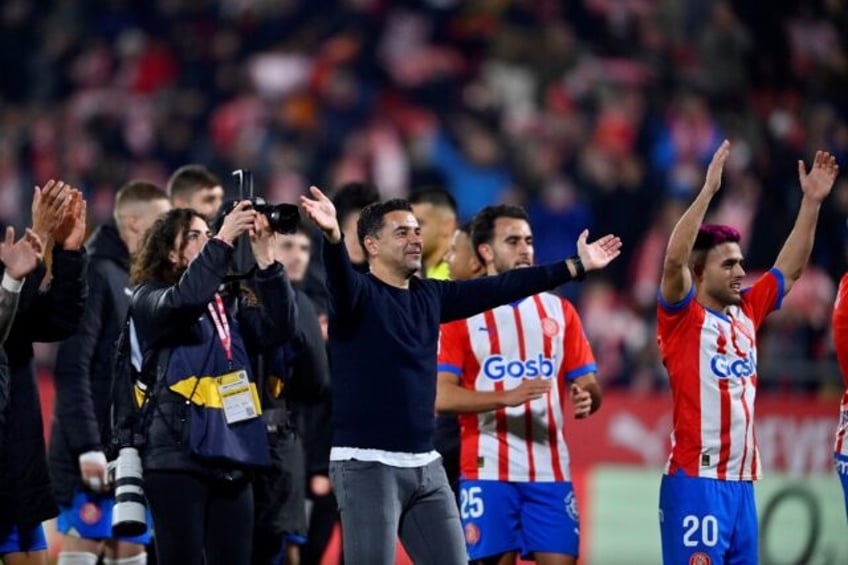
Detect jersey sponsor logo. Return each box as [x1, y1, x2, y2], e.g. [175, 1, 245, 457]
[482, 354, 555, 380]
[709, 355, 756, 379]
[836, 458, 848, 476]
[689, 551, 711, 565]
[79, 501, 102, 526]
[464, 523, 480, 545]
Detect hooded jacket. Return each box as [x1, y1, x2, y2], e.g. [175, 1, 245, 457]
[48, 224, 130, 504]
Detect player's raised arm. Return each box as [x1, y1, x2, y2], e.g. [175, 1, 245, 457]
[660, 140, 730, 305]
[772, 151, 839, 295]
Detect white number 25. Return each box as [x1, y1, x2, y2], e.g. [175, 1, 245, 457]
[460, 486, 484, 519]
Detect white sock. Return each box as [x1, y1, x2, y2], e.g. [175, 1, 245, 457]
[58, 552, 99, 565]
[103, 553, 148, 565]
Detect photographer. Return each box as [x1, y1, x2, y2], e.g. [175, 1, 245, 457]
[127, 203, 296, 565]
[48, 181, 170, 565]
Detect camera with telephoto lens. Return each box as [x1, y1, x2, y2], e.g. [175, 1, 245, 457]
[226, 169, 300, 235]
[109, 447, 148, 537]
[214, 170, 301, 278]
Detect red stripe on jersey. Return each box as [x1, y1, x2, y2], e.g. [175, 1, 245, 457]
[454, 321, 483, 480]
[717, 378, 732, 479]
[483, 310, 510, 481]
[667, 307, 706, 477]
[540, 296, 565, 481]
[739, 377, 752, 480]
[837, 425, 846, 454]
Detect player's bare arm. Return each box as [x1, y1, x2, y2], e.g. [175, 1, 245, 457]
[660, 140, 731, 304]
[773, 151, 839, 295]
[436, 372, 552, 414]
[571, 373, 602, 419]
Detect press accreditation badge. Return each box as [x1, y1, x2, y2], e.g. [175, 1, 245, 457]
[216, 370, 260, 424]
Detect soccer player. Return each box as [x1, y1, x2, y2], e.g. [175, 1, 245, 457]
[831, 271, 848, 523]
[436, 205, 600, 565]
[657, 141, 839, 564]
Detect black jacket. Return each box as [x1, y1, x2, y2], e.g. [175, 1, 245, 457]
[48, 224, 130, 504]
[0, 247, 87, 535]
[128, 238, 296, 477]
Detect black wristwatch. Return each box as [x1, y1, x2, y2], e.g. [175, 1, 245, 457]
[569, 254, 586, 281]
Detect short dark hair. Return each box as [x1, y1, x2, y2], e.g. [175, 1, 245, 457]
[691, 224, 742, 274]
[166, 165, 222, 201]
[332, 182, 380, 226]
[356, 199, 413, 260]
[409, 186, 457, 214]
[456, 221, 473, 236]
[469, 205, 530, 263]
[115, 180, 168, 209]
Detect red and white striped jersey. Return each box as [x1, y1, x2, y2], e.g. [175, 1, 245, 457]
[831, 274, 848, 457]
[657, 269, 784, 481]
[438, 293, 596, 483]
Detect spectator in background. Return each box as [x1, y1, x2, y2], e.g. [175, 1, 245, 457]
[410, 186, 457, 280]
[0, 180, 88, 565]
[49, 181, 170, 565]
[166, 165, 225, 222]
[253, 226, 329, 565]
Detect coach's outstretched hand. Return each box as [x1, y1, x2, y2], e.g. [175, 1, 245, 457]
[301, 186, 342, 244]
[575, 229, 622, 272]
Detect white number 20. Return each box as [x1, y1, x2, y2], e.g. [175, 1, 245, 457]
[460, 486, 484, 519]
[682, 514, 718, 547]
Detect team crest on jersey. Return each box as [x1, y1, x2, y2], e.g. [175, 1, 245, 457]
[465, 523, 480, 545]
[79, 501, 102, 525]
[541, 317, 560, 337]
[564, 491, 579, 522]
[689, 551, 711, 565]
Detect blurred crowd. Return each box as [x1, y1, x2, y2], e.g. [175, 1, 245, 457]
[1, 0, 848, 393]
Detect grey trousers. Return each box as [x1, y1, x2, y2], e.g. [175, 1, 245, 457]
[329, 457, 468, 565]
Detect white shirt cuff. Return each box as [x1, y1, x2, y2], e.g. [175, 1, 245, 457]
[1, 272, 24, 293]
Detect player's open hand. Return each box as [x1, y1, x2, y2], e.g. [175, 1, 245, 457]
[503, 378, 552, 407]
[31, 179, 70, 243]
[576, 230, 622, 272]
[300, 186, 342, 244]
[703, 139, 731, 197]
[571, 383, 592, 419]
[0, 227, 43, 280]
[53, 188, 87, 250]
[798, 150, 839, 203]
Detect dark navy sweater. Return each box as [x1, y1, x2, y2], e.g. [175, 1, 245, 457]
[324, 239, 576, 453]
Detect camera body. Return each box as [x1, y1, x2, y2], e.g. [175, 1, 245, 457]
[110, 447, 148, 538]
[213, 170, 301, 278]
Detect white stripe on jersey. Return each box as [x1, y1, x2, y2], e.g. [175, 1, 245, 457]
[464, 294, 577, 483]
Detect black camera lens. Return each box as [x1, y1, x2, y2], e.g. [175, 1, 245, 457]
[258, 203, 300, 234]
